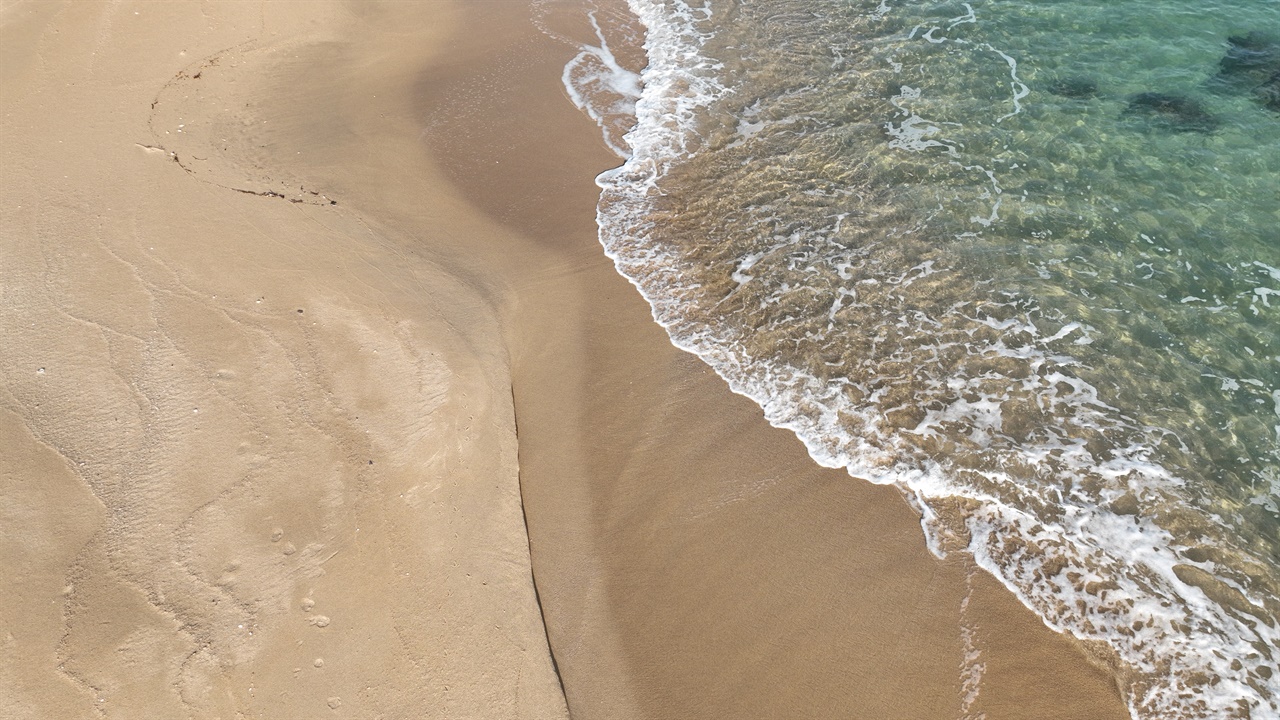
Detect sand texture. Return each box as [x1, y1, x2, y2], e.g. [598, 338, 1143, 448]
[1, 2, 564, 718]
[2, 1, 1130, 718]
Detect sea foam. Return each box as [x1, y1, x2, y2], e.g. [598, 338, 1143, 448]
[567, 1, 1280, 717]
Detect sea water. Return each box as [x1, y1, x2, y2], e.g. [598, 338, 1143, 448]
[562, 0, 1280, 716]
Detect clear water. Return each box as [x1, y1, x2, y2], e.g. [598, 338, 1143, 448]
[565, 0, 1280, 716]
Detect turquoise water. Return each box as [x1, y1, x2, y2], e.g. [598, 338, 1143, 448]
[566, 0, 1280, 716]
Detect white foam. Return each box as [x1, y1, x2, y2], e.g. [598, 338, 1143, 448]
[576, 2, 1280, 718]
[982, 45, 1029, 123]
[561, 11, 643, 158]
[958, 570, 988, 720]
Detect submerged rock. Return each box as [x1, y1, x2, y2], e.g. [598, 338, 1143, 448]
[1047, 76, 1099, 99]
[1123, 92, 1220, 133]
[1206, 31, 1280, 114]
[1258, 71, 1280, 112]
[1228, 30, 1277, 51]
[1211, 31, 1280, 92]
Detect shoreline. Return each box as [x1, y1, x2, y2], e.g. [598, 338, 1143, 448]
[1, 1, 1131, 718]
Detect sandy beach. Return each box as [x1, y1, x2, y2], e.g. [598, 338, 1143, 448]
[2, 1, 1130, 718]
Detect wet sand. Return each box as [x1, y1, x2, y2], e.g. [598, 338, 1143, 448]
[1, 1, 1130, 718]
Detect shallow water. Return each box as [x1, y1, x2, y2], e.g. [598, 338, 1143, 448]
[565, 0, 1280, 716]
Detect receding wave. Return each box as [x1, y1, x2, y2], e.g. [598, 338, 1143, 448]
[566, 0, 1280, 717]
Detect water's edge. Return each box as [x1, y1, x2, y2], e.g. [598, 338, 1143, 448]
[559, 1, 1280, 717]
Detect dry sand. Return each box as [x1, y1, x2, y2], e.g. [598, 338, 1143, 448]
[1, 1, 1130, 718]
